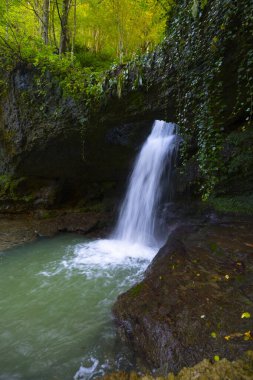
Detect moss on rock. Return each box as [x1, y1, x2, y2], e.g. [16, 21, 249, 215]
[100, 351, 253, 379]
[208, 195, 253, 215]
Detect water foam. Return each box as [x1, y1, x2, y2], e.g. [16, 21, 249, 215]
[73, 358, 99, 380]
[38, 239, 156, 282]
[72, 239, 156, 268]
[65, 120, 178, 278]
[42, 120, 178, 379]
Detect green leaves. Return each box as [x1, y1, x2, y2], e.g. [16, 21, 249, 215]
[173, 0, 253, 200]
[191, 0, 199, 19]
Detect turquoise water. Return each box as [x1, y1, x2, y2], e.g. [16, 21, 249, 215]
[0, 234, 156, 380]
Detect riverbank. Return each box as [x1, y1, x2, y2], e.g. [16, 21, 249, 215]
[113, 215, 253, 377]
[0, 209, 112, 251]
[1, 208, 253, 379]
[100, 350, 253, 379]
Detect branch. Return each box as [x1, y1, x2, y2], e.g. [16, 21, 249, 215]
[0, 34, 23, 61]
[24, 1, 45, 26]
[55, 0, 63, 27]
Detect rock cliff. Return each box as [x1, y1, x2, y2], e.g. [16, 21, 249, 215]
[0, 0, 252, 209]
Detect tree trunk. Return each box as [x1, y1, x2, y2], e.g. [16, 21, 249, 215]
[59, 0, 71, 55]
[51, 1, 58, 51]
[71, 0, 76, 58]
[5, 0, 9, 39]
[42, 0, 50, 44]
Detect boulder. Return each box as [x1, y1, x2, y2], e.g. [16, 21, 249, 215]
[113, 222, 253, 374]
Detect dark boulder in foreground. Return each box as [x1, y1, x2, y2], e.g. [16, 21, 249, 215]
[113, 221, 253, 374]
[100, 350, 253, 379]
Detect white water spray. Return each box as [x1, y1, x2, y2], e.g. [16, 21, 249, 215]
[113, 120, 178, 246]
[60, 120, 178, 379]
[71, 120, 178, 273]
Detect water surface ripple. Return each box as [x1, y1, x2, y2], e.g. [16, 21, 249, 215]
[0, 234, 157, 380]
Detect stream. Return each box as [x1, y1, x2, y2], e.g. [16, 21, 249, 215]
[0, 121, 178, 379]
[0, 234, 156, 379]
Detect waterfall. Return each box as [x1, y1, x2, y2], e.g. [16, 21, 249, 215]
[113, 120, 178, 247]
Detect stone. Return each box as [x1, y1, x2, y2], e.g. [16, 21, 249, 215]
[113, 222, 253, 375]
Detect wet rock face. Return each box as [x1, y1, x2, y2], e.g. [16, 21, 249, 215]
[99, 351, 253, 379]
[0, 1, 252, 209]
[113, 222, 253, 374]
[0, 66, 156, 208]
[0, 210, 112, 251]
[0, 65, 87, 200]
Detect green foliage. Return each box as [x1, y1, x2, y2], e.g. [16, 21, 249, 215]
[224, 127, 253, 179]
[191, 0, 199, 19]
[0, 175, 24, 199]
[160, 0, 253, 199]
[209, 195, 253, 216]
[201, 0, 208, 10]
[0, 0, 252, 204]
[0, 0, 166, 61]
[0, 39, 104, 102]
[191, 0, 208, 19]
[0, 175, 36, 203]
[74, 49, 113, 71]
[0, 0, 169, 105]
[129, 282, 144, 297]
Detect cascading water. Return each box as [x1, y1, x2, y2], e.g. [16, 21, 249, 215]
[113, 120, 178, 247]
[0, 120, 179, 380]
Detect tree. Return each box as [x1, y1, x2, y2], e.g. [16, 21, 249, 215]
[0, 0, 168, 61]
[57, 0, 72, 54]
[42, 0, 50, 44]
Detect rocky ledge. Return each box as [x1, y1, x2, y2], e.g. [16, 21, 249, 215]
[113, 219, 253, 375]
[0, 209, 111, 251]
[100, 350, 253, 380]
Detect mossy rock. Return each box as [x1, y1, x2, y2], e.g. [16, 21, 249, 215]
[208, 195, 253, 215]
[113, 223, 253, 374]
[100, 351, 253, 379]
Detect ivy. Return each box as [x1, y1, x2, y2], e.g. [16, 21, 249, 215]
[161, 0, 253, 199]
[1, 0, 252, 201]
[100, 0, 253, 200]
